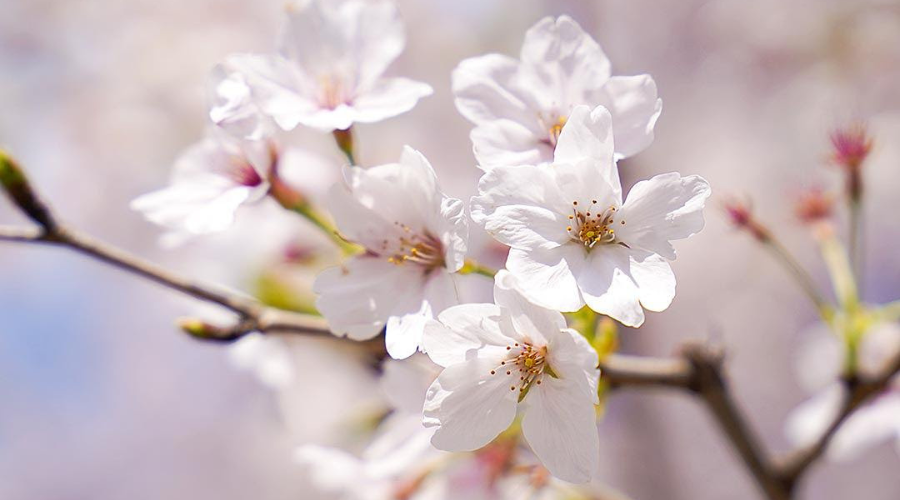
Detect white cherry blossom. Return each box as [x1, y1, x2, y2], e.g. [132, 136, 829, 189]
[422, 271, 600, 483]
[208, 60, 273, 141]
[786, 322, 900, 461]
[453, 15, 661, 170]
[131, 130, 273, 237]
[313, 147, 468, 359]
[470, 105, 710, 326]
[230, 0, 432, 133]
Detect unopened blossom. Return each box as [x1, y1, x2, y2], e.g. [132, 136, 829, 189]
[453, 15, 661, 170]
[794, 187, 834, 225]
[422, 271, 600, 483]
[229, 0, 432, 133]
[830, 124, 872, 172]
[314, 147, 468, 359]
[786, 322, 900, 461]
[131, 131, 273, 237]
[470, 105, 711, 326]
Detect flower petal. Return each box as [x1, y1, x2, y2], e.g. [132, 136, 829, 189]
[385, 271, 460, 360]
[543, 327, 600, 403]
[314, 256, 424, 341]
[470, 165, 571, 251]
[521, 375, 599, 483]
[617, 173, 712, 260]
[597, 75, 662, 159]
[629, 250, 676, 313]
[578, 245, 644, 327]
[493, 270, 566, 345]
[471, 119, 548, 171]
[505, 245, 586, 312]
[452, 53, 538, 126]
[352, 77, 434, 124]
[424, 357, 519, 452]
[519, 16, 611, 110]
[424, 303, 518, 367]
[829, 394, 900, 461]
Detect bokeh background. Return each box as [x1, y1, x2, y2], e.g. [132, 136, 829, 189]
[2, 0, 900, 498]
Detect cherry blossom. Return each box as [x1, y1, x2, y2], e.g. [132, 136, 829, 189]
[453, 15, 661, 170]
[208, 60, 273, 141]
[470, 105, 710, 326]
[313, 147, 468, 359]
[131, 130, 273, 238]
[422, 271, 600, 483]
[229, 0, 432, 133]
[786, 322, 900, 460]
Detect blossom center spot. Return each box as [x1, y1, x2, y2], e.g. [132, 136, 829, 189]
[382, 222, 445, 270]
[226, 156, 263, 187]
[566, 200, 624, 248]
[490, 343, 550, 401]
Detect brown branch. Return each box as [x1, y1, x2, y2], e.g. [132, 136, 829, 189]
[0, 222, 329, 337]
[602, 346, 791, 500]
[777, 351, 900, 489]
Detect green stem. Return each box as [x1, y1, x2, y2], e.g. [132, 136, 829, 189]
[291, 202, 359, 255]
[459, 259, 497, 278]
[333, 128, 356, 165]
[818, 231, 859, 315]
[849, 196, 864, 297]
[762, 236, 831, 319]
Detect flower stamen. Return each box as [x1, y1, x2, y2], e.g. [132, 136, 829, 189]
[566, 200, 623, 248]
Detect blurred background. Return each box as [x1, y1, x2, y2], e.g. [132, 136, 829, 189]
[2, 0, 900, 498]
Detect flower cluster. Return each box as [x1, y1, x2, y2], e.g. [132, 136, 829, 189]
[132, 0, 711, 488]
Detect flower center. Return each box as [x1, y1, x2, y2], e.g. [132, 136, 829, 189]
[540, 115, 568, 148]
[489, 342, 551, 401]
[317, 74, 351, 109]
[566, 200, 624, 248]
[380, 222, 445, 270]
[226, 157, 263, 187]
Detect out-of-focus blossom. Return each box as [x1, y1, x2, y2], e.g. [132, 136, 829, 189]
[786, 322, 900, 460]
[453, 15, 661, 170]
[721, 197, 770, 242]
[208, 61, 273, 141]
[131, 131, 273, 239]
[831, 124, 872, 173]
[229, 0, 432, 133]
[470, 106, 710, 326]
[422, 271, 600, 483]
[795, 187, 835, 225]
[314, 147, 468, 359]
[228, 332, 295, 389]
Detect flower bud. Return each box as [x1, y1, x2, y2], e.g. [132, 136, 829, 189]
[0, 150, 57, 230]
[830, 124, 871, 201]
[795, 188, 834, 225]
[722, 198, 769, 241]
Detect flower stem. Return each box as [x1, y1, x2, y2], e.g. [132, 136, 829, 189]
[290, 201, 360, 255]
[459, 259, 497, 278]
[332, 127, 356, 165]
[762, 235, 831, 318]
[848, 196, 864, 296]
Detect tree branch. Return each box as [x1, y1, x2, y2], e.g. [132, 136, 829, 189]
[777, 351, 900, 489]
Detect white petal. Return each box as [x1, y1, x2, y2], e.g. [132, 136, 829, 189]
[470, 165, 571, 251]
[795, 323, 845, 392]
[829, 394, 900, 461]
[229, 54, 322, 132]
[785, 384, 845, 450]
[385, 270, 461, 360]
[493, 270, 566, 345]
[578, 245, 644, 327]
[314, 256, 424, 341]
[553, 105, 615, 168]
[521, 375, 599, 483]
[352, 77, 433, 124]
[506, 245, 586, 312]
[617, 173, 712, 260]
[424, 303, 518, 367]
[543, 327, 600, 403]
[519, 16, 611, 109]
[629, 250, 676, 312]
[598, 75, 662, 159]
[551, 157, 623, 210]
[471, 120, 548, 170]
[858, 322, 900, 378]
[425, 357, 519, 452]
[452, 53, 539, 126]
[435, 197, 468, 273]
